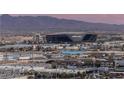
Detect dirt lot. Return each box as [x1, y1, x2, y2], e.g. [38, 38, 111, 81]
[0, 36, 32, 43]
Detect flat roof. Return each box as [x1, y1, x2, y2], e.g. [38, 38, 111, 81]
[0, 44, 32, 49]
[62, 50, 82, 55]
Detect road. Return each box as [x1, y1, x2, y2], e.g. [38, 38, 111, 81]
[0, 65, 96, 74]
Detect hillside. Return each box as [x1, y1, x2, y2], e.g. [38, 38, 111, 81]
[0, 14, 124, 33]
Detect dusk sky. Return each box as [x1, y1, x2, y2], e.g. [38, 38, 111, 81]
[11, 14, 124, 24]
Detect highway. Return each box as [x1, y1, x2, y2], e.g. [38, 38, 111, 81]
[0, 65, 96, 74]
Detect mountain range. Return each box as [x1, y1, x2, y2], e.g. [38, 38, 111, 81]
[0, 14, 124, 33]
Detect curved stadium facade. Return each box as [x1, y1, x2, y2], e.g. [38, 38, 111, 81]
[46, 34, 97, 43]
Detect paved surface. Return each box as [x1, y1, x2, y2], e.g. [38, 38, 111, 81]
[0, 64, 98, 79]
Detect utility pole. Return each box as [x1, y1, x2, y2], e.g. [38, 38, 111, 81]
[92, 57, 96, 79]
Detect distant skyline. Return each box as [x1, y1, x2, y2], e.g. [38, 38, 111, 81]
[10, 14, 124, 25]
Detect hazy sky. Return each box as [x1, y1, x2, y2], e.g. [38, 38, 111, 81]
[11, 14, 124, 24]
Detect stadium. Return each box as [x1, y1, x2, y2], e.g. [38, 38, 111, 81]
[45, 34, 97, 43]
